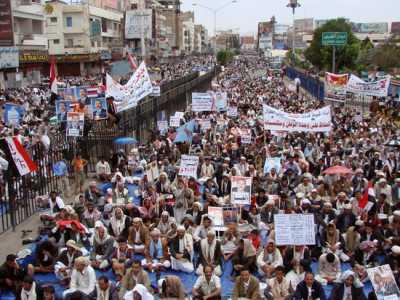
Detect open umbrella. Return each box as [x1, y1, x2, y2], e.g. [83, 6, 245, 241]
[386, 138, 400, 148]
[322, 165, 353, 175]
[113, 137, 137, 145]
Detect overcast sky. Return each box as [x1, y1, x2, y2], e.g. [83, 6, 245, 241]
[181, 0, 400, 35]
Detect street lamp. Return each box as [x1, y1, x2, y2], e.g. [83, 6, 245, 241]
[287, 0, 301, 52]
[192, 0, 237, 52]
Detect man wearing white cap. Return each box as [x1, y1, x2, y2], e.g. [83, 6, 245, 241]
[374, 178, 392, 205]
[169, 226, 194, 273]
[142, 228, 170, 272]
[196, 230, 223, 276]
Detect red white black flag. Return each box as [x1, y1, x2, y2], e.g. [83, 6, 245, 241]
[1, 137, 37, 177]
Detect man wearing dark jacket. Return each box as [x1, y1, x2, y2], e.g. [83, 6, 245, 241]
[0, 254, 26, 296]
[329, 271, 366, 300]
[294, 272, 327, 300]
[88, 276, 118, 300]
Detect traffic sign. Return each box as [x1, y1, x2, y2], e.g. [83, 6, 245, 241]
[322, 32, 348, 46]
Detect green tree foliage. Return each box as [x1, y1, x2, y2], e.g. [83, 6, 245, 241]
[217, 50, 234, 66]
[358, 38, 400, 72]
[305, 18, 360, 71]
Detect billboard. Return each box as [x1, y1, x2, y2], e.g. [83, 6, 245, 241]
[392, 22, 400, 34]
[0, 0, 13, 46]
[352, 22, 388, 34]
[0, 47, 19, 69]
[125, 9, 153, 39]
[259, 33, 273, 50]
[294, 18, 314, 33]
[258, 22, 273, 36]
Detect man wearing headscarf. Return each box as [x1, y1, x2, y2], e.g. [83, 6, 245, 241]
[159, 275, 187, 300]
[119, 260, 152, 299]
[329, 270, 366, 300]
[169, 226, 194, 273]
[108, 207, 131, 239]
[124, 283, 154, 300]
[196, 230, 223, 276]
[128, 218, 149, 254]
[142, 228, 170, 272]
[63, 256, 96, 299]
[257, 240, 283, 279]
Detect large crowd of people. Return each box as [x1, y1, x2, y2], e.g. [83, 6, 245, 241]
[0, 54, 399, 300]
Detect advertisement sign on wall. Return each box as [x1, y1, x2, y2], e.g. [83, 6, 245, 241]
[0, 0, 13, 46]
[125, 9, 153, 39]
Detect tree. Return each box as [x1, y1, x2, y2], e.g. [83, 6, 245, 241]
[217, 50, 234, 66]
[305, 18, 360, 72]
[358, 38, 400, 72]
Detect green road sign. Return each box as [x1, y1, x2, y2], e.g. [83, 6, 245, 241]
[322, 32, 348, 46]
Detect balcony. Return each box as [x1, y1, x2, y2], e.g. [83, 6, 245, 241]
[15, 33, 47, 50]
[13, 2, 44, 21]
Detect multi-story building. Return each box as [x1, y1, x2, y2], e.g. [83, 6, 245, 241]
[194, 24, 208, 54]
[45, 0, 123, 76]
[215, 30, 240, 51]
[273, 24, 289, 49]
[179, 11, 194, 55]
[240, 36, 255, 50]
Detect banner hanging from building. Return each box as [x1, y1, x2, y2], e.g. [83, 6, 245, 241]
[263, 104, 332, 132]
[125, 9, 153, 39]
[324, 72, 348, 102]
[346, 74, 391, 97]
[0, 0, 14, 46]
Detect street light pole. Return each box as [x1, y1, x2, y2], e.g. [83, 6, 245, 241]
[193, 0, 237, 52]
[287, 0, 301, 53]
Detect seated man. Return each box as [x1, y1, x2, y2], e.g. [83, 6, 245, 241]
[232, 268, 261, 300]
[169, 225, 194, 273]
[293, 272, 327, 300]
[40, 191, 65, 224]
[0, 254, 26, 296]
[110, 237, 134, 278]
[27, 240, 57, 275]
[108, 207, 131, 239]
[128, 217, 150, 254]
[81, 201, 101, 229]
[63, 257, 96, 299]
[192, 265, 221, 300]
[91, 223, 114, 270]
[88, 275, 119, 300]
[257, 239, 283, 279]
[142, 228, 170, 272]
[20, 275, 43, 300]
[265, 265, 293, 300]
[231, 239, 257, 276]
[158, 275, 187, 299]
[317, 252, 341, 284]
[55, 240, 83, 284]
[119, 260, 152, 299]
[196, 230, 223, 276]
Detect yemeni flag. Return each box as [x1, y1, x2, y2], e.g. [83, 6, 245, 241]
[49, 58, 58, 94]
[0, 137, 37, 177]
[127, 52, 138, 70]
[359, 181, 375, 209]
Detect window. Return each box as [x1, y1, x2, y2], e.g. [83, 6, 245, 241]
[66, 39, 73, 47]
[53, 39, 60, 44]
[66, 16, 72, 27]
[50, 17, 57, 23]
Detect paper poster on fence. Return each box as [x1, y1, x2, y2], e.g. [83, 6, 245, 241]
[367, 264, 400, 300]
[170, 116, 181, 127]
[325, 72, 348, 102]
[263, 104, 331, 132]
[274, 214, 316, 246]
[208, 206, 224, 227]
[66, 112, 84, 137]
[179, 155, 199, 178]
[231, 176, 252, 205]
[91, 98, 108, 120]
[264, 157, 282, 174]
[346, 74, 391, 97]
[227, 106, 238, 117]
[192, 92, 213, 112]
[240, 129, 252, 144]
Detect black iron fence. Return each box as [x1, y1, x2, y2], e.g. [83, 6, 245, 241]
[0, 68, 217, 234]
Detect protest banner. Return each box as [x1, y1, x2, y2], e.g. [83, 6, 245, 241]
[208, 206, 224, 227]
[56, 101, 71, 122]
[91, 98, 108, 120]
[240, 129, 252, 144]
[3, 103, 25, 126]
[346, 74, 391, 97]
[170, 116, 181, 127]
[263, 157, 282, 174]
[263, 104, 332, 132]
[274, 214, 316, 246]
[146, 161, 160, 183]
[231, 176, 252, 205]
[106, 62, 153, 112]
[325, 72, 348, 102]
[198, 119, 211, 131]
[192, 92, 213, 112]
[227, 106, 238, 117]
[66, 112, 84, 137]
[223, 206, 239, 224]
[157, 120, 168, 133]
[178, 155, 199, 178]
[213, 91, 228, 112]
[174, 111, 185, 119]
[367, 264, 400, 300]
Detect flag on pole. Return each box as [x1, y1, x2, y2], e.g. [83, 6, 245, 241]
[49, 58, 58, 94]
[359, 181, 375, 209]
[127, 52, 138, 70]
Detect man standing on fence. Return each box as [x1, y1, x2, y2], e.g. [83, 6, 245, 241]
[71, 154, 88, 194]
[294, 76, 301, 94]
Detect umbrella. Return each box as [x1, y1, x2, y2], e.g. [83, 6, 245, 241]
[386, 139, 400, 148]
[113, 137, 137, 145]
[322, 165, 353, 175]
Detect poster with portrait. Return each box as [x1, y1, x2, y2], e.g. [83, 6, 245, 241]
[231, 176, 252, 205]
[208, 206, 224, 227]
[223, 206, 239, 224]
[58, 87, 79, 102]
[55, 101, 72, 123]
[367, 265, 400, 300]
[3, 103, 25, 126]
[66, 112, 84, 137]
[91, 98, 108, 120]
